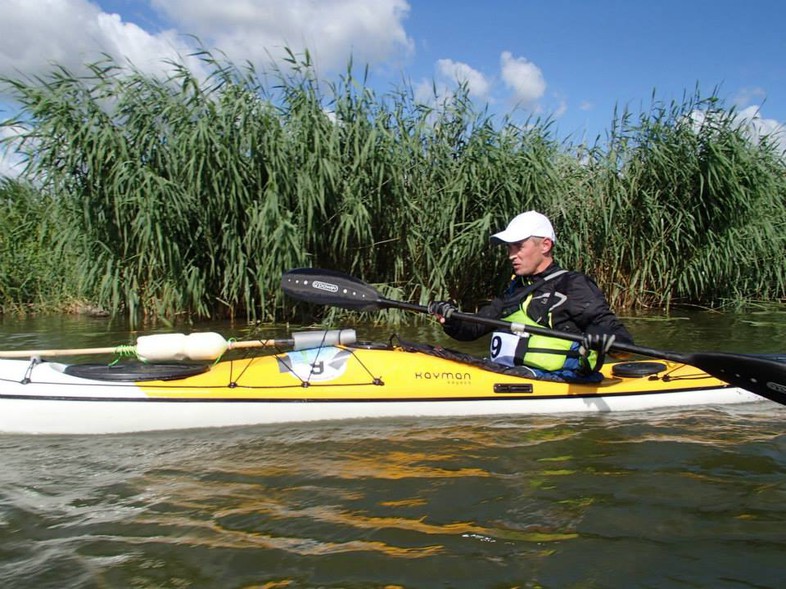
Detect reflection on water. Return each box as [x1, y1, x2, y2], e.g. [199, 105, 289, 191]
[1, 408, 784, 588]
[0, 313, 785, 587]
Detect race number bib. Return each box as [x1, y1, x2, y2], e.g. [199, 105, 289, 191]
[489, 331, 527, 367]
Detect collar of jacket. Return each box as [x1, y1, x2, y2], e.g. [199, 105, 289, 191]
[518, 262, 563, 285]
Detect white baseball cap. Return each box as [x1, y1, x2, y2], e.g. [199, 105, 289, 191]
[490, 211, 556, 245]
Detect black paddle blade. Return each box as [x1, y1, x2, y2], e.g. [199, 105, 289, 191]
[281, 268, 384, 311]
[685, 351, 786, 405]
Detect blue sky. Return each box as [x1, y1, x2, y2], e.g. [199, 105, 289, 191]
[2, 0, 785, 175]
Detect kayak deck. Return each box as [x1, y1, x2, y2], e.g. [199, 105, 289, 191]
[0, 340, 765, 434]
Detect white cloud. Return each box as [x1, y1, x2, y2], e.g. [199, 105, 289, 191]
[690, 105, 786, 155]
[413, 78, 438, 105]
[500, 51, 546, 108]
[735, 105, 786, 154]
[151, 0, 414, 72]
[0, 0, 413, 83]
[728, 88, 785, 152]
[732, 87, 767, 109]
[0, 0, 198, 80]
[435, 59, 490, 99]
[414, 52, 552, 116]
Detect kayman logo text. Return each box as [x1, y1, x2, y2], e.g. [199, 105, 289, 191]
[312, 280, 338, 293]
[415, 371, 471, 383]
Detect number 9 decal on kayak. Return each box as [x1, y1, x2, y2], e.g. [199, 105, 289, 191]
[277, 348, 351, 381]
[490, 335, 502, 359]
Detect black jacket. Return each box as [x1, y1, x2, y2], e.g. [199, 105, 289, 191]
[443, 262, 634, 344]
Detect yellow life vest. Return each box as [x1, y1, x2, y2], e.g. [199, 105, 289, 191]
[489, 286, 598, 372]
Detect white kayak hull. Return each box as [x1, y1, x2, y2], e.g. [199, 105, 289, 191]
[1, 387, 760, 435]
[0, 346, 766, 435]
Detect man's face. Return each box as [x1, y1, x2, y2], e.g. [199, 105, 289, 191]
[506, 237, 552, 276]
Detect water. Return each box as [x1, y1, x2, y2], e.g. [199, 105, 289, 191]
[1, 312, 785, 588]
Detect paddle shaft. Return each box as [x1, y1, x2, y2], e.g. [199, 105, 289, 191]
[382, 298, 685, 359]
[383, 298, 685, 358]
[0, 346, 126, 359]
[0, 338, 292, 360]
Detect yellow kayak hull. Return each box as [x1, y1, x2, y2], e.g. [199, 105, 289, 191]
[0, 344, 762, 434]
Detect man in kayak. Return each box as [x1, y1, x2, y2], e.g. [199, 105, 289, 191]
[431, 210, 634, 382]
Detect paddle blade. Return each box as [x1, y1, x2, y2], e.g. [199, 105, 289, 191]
[685, 351, 786, 405]
[281, 268, 384, 311]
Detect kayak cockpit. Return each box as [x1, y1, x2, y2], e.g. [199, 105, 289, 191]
[62, 362, 209, 382]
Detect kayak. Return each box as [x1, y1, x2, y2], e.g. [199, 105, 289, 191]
[0, 330, 768, 435]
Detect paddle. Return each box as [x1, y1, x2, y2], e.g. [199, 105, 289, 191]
[281, 268, 786, 406]
[0, 329, 356, 361]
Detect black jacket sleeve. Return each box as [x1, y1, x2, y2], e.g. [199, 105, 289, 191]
[562, 273, 634, 345]
[441, 298, 503, 341]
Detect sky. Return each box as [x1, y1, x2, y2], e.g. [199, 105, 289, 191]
[1, 0, 785, 177]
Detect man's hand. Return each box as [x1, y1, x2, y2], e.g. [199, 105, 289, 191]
[428, 301, 458, 323]
[579, 333, 616, 356]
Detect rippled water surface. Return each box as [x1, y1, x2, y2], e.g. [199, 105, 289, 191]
[1, 312, 785, 588]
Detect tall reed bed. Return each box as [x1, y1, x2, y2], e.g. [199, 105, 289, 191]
[2, 53, 785, 324]
[0, 178, 72, 312]
[568, 96, 786, 310]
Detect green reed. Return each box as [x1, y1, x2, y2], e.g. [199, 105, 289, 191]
[0, 178, 74, 312]
[1, 53, 784, 324]
[579, 93, 786, 310]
